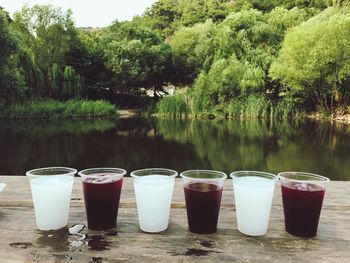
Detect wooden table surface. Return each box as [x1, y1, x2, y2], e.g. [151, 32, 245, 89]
[0, 176, 349, 263]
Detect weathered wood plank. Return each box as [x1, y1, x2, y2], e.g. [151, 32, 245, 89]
[0, 176, 349, 262]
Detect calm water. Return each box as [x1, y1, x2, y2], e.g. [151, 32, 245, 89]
[0, 118, 349, 180]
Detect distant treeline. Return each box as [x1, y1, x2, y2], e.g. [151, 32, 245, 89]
[1, 0, 350, 117]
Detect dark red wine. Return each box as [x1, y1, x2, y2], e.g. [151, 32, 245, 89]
[82, 175, 123, 230]
[281, 182, 325, 237]
[184, 183, 223, 234]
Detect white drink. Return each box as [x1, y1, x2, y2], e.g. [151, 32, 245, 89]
[233, 176, 275, 236]
[133, 175, 175, 233]
[0, 183, 5, 192]
[30, 175, 74, 230]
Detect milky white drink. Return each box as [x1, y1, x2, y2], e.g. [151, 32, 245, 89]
[30, 175, 74, 230]
[27, 167, 76, 231]
[133, 175, 175, 232]
[232, 174, 276, 236]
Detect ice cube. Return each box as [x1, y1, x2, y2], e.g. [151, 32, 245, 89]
[69, 224, 85, 235]
[294, 183, 310, 191]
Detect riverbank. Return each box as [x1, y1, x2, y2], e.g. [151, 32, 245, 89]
[307, 112, 350, 125]
[0, 99, 118, 119]
[153, 111, 350, 125]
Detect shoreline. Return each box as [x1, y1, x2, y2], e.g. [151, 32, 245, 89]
[154, 112, 350, 124]
[1, 109, 349, 124]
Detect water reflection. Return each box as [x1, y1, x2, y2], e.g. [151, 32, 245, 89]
[0, 118, 349, 180]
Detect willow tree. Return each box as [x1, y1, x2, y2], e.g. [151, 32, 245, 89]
[12, 4, 80, 98]
[63, 66, 82, 99]
[270, 7, 350, 110]
[0, 8, 25, 104]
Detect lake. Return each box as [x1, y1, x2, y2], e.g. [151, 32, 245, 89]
[0, 118, 349, 180]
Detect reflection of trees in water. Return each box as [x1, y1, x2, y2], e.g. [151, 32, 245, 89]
[1, 118, 349, 180]
[0, 120, 116, 174]
[155, 118, 350, 180]
[266, 121, 350, 181]
[0, 120, 116, 136]
[155, 118, 298, 172]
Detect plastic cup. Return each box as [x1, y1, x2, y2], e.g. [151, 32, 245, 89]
[230, 171, 277, 236]
[0, 183, 5, 192]
[26, 167, 76, 230]
[78, 168, 126, 230]
[278, 172, 330, 238]
[130, 168, 177, 233]
[180, 170, 227, 234]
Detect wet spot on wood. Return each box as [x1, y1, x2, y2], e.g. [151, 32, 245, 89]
[105, 230, 118, 236]
[200, 240, 213, 248]
[50, 253, 72, 261]
[37, 229, 70, 251]
[184, 248, 208, 256]
[88, 235, 110, 251]
[10, 242, 32, 249]
[90, 257, 105, 263]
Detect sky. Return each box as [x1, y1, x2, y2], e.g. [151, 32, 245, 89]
[0, 0, 158, 27]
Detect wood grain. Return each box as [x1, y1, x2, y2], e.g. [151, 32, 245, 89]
[0, 176, 348, 262]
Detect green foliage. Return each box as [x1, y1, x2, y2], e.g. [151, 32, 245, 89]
[157, 93, 189, 117]
[2, 2, 350, 118]
[12, 4, 84, 99]
[0, 9, 25, 104]
[138, 0, 235, 38]
[168, 20, 216, 84]
[100, 21, 173, 95]
[270, 7, 350, 111]
[65, 29, 113, 96]
[230, 0, 331, 12]
[227, 95, 270, 118]
[0, 99, 118, 119]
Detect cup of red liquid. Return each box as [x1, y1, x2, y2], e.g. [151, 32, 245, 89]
[180, 170, 227, 234]
[278, 172, 330, 238]
[78, 168, 126, 230]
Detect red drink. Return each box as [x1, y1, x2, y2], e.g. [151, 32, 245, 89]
[281, 182, 325, 237]
[184, 183, 223, 234]
[82, 174, 123, 230]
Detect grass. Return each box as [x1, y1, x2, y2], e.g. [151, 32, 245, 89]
[156, 92, 307, 119]
[226, 95, 271, 118]
[0, 99, 118, 119]
[156, 93, 189, 117]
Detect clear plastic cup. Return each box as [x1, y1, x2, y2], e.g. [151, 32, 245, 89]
[230, 171, 277, 236]
[278, 172, 330, 237]
[0, 183, 6, 192]
[130, 168, 177, 233]
[180, 170, 227, 234]
[78, 168, 126, 230]
[26, 167, 77, 230]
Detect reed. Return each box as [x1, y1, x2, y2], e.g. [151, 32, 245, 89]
[0, 99, 118, 119]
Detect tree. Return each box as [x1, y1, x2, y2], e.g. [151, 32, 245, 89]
[65, 29, 113, 99]
[168, 19, 216, 85]
[12, 4, 82, 98]
[0, 8, 25, 104]
[136, 0, 235, 38]
[100, 21, 173, 97]
[270, 7, 350, 110]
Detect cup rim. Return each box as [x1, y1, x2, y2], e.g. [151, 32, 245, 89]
[78, 167, 127, 177]
[180, 169, 227, 180]
[0, 183, 6, 192]
[230, 170, 277, 180]
[26, 167, 77, 177]
[130, 168, 178, 178]
[277, 171, 330, 183]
